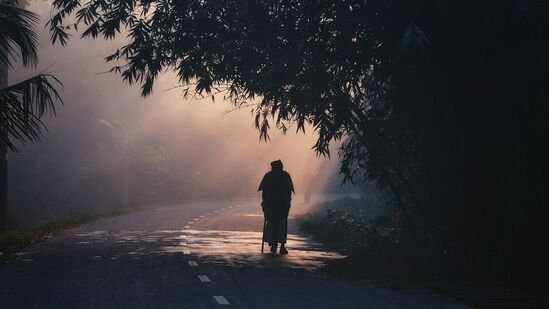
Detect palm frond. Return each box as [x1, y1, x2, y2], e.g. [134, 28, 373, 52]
[0, 2, 39, 68]
[0, 73, 63, 150]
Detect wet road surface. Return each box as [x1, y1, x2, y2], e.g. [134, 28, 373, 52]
[0, 196, 467, 308]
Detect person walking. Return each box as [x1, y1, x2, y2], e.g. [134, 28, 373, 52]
[258, 160, 294, 254]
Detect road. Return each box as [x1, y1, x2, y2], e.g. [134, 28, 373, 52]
[0, 196, 466, 308]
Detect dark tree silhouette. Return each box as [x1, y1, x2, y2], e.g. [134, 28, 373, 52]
[48, 0, 549, 284]
[0, 0, 62, 231]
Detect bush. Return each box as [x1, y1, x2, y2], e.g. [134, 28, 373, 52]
[298, 197, 396, 255]
[298, 197, 444, 282]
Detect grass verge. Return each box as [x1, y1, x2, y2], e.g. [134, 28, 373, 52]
[0, 202, 172, 264]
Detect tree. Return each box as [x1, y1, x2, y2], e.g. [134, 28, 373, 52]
[0, 0, 62, 232]
[48, 0, 549, 283]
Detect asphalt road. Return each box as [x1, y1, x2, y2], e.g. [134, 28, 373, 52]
[0, 196, 467, 308]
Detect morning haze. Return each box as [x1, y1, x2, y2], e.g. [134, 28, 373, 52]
[2, 1, 545, 308]
[8, 1, 347, 227]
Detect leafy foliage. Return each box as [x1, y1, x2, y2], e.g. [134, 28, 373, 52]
[0, 0, 62, 150]
[0, 2, 38, 68]
[48, 0, 549, 283]
[47, 1, 387, 150]
[0, 74, 62, 149]
[297, 198, 442, 282]
[299, 197, 395, 255]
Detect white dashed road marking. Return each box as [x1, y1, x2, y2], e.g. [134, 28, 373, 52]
[184, 226, 190, 229]
[213, 296, 230, 305]
[188, 261, 198, 267]
[183, 250, 191, 255]
[198, 275, 211, 283]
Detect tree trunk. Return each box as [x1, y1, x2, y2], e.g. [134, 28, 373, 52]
[0, 60, 8, 232]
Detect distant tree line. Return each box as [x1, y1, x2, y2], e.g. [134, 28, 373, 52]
[48, 0, 549, 284]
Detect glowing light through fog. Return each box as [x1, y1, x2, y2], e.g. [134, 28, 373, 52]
[10, 1, 347, 220]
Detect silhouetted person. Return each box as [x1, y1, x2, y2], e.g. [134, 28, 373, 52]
[258, 160, 294, 254]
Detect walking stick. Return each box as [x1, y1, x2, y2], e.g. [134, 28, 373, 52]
[261, 218, 266, 253]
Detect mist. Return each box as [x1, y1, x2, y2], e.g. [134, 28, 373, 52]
[7, 1, 356, 227]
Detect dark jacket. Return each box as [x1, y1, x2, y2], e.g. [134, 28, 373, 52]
[258, 170, 294, 220]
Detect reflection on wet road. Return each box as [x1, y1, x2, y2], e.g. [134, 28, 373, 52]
[73, 229, 344, 270]
[175, 230, 344, 269]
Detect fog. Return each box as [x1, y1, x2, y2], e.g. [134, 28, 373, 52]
[8, 1, 357, 227]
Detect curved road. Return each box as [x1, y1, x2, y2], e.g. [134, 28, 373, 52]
[0, 197, 466, 308]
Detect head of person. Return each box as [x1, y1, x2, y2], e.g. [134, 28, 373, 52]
[270, 160, 283, 172]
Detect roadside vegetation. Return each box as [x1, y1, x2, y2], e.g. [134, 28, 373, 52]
[298, 195, 549, 307]
[298, 195, 444, 283]
[0, 202, 171, 264]
[0, 212, 111, 263]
